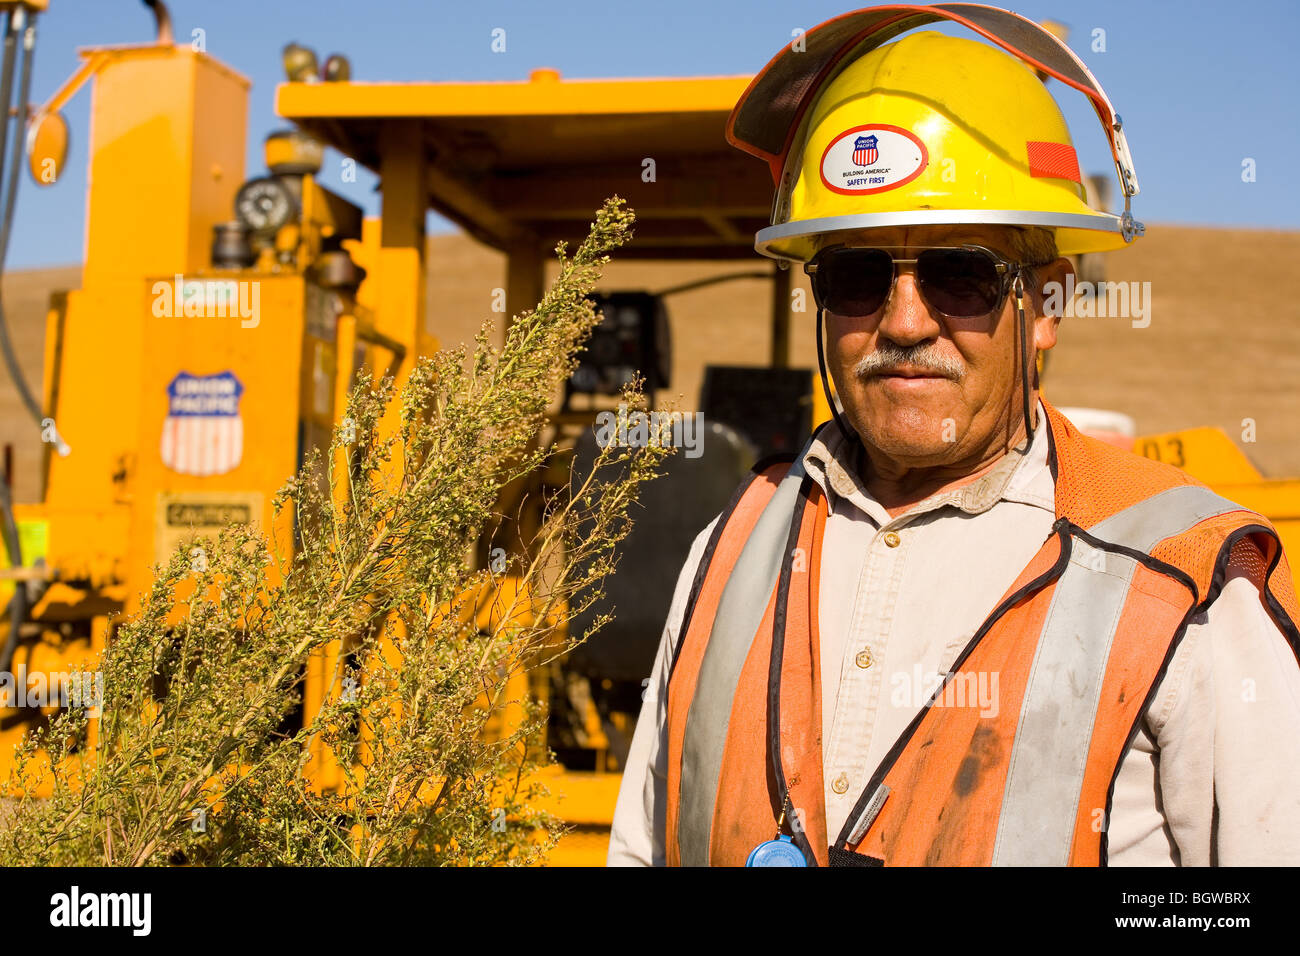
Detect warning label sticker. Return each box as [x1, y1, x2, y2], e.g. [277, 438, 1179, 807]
[154, 491, 264, 565]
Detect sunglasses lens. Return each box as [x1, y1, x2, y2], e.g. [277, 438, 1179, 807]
[815, 248, 893, 316]
[917, 249, 1003, 317]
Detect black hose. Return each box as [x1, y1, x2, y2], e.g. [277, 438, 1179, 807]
[0, 11, 34, 267]
[0, 9, 35, 427]
[0, 11, 18, 191]
[0, 7, 34, 673]
[0, 13, 40, 423]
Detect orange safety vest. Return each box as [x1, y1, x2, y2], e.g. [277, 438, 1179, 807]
[664, 399, 1300, 866]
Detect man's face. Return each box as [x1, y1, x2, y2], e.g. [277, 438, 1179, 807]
[818, 225, 1070, 469]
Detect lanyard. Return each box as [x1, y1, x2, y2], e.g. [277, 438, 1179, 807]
[757, 473, 818, 865]
[761, 469, 890, 862]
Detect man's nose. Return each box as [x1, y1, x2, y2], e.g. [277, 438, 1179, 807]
[877, 269, 941, 346]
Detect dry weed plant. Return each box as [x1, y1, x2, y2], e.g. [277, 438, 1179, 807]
[0, 198, 670, 865]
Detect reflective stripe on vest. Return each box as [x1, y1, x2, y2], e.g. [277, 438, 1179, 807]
[990, 485, 1241, 865]
[678, 458, 807, 865]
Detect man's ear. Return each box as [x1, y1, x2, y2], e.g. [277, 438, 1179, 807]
[1033, 256, 1074, 351]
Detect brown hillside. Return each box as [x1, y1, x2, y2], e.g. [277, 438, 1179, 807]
[2, 225, 1297, 504]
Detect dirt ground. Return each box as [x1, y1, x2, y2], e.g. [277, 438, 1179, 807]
[2, 224, 1297, 503]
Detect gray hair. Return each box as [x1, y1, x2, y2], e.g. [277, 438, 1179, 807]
[1005, 227, 1059, 295]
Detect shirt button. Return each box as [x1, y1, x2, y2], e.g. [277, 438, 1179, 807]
[831, 772, 850, 794]
[883, 531, 901, 548]
[855, 648, 873, 669]
[830, 466, 855, 498]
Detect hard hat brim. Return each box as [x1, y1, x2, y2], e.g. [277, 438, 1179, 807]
[756, 208, 1142, 261]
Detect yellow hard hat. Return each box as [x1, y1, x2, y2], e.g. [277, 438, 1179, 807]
[728, 4, 1144, 262]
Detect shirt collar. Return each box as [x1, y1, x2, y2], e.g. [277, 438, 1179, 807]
[802, 400, 1055, 526]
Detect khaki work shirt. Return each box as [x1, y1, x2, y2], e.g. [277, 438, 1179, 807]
[608, 402, 1300, 866]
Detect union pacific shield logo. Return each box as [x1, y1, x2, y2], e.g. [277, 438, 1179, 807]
[160, 371, 244, 476]
[852, 134, 879, 166]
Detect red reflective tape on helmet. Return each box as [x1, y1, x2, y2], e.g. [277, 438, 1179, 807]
[1026, 141, 1081, 183]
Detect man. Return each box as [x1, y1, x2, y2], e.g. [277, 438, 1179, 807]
[608, 7, 1300, 866]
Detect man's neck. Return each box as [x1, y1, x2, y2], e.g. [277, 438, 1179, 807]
[856, 408, 1036, 519]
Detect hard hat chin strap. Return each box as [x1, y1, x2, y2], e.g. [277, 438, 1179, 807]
[815, 306, 856, 448]
[1012, 273, 1036, 454]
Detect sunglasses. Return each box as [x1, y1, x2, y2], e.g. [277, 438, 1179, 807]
[805, 244, 1031, 320]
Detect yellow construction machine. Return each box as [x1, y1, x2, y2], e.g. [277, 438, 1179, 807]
[0, 0, 1296, 866]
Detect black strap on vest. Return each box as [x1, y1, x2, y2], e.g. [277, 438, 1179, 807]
[829, 846, 883, 867]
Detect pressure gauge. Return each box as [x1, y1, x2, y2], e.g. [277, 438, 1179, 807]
[234, 176, 297, 235]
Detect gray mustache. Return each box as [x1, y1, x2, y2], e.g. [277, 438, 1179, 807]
[854, 344, 967, 381]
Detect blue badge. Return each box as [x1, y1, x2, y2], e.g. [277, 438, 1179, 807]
[745, 834, 808, 867]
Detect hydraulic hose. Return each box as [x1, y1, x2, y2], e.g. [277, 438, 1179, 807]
[0, 6, 37, 674]
[0, 9, 39, 428]
[0, 9, 35, 267]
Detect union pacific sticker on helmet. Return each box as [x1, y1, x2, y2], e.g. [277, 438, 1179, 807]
[820, 124, 928, 195]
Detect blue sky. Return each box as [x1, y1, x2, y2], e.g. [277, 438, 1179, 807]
[7, 0, 1298, 268]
